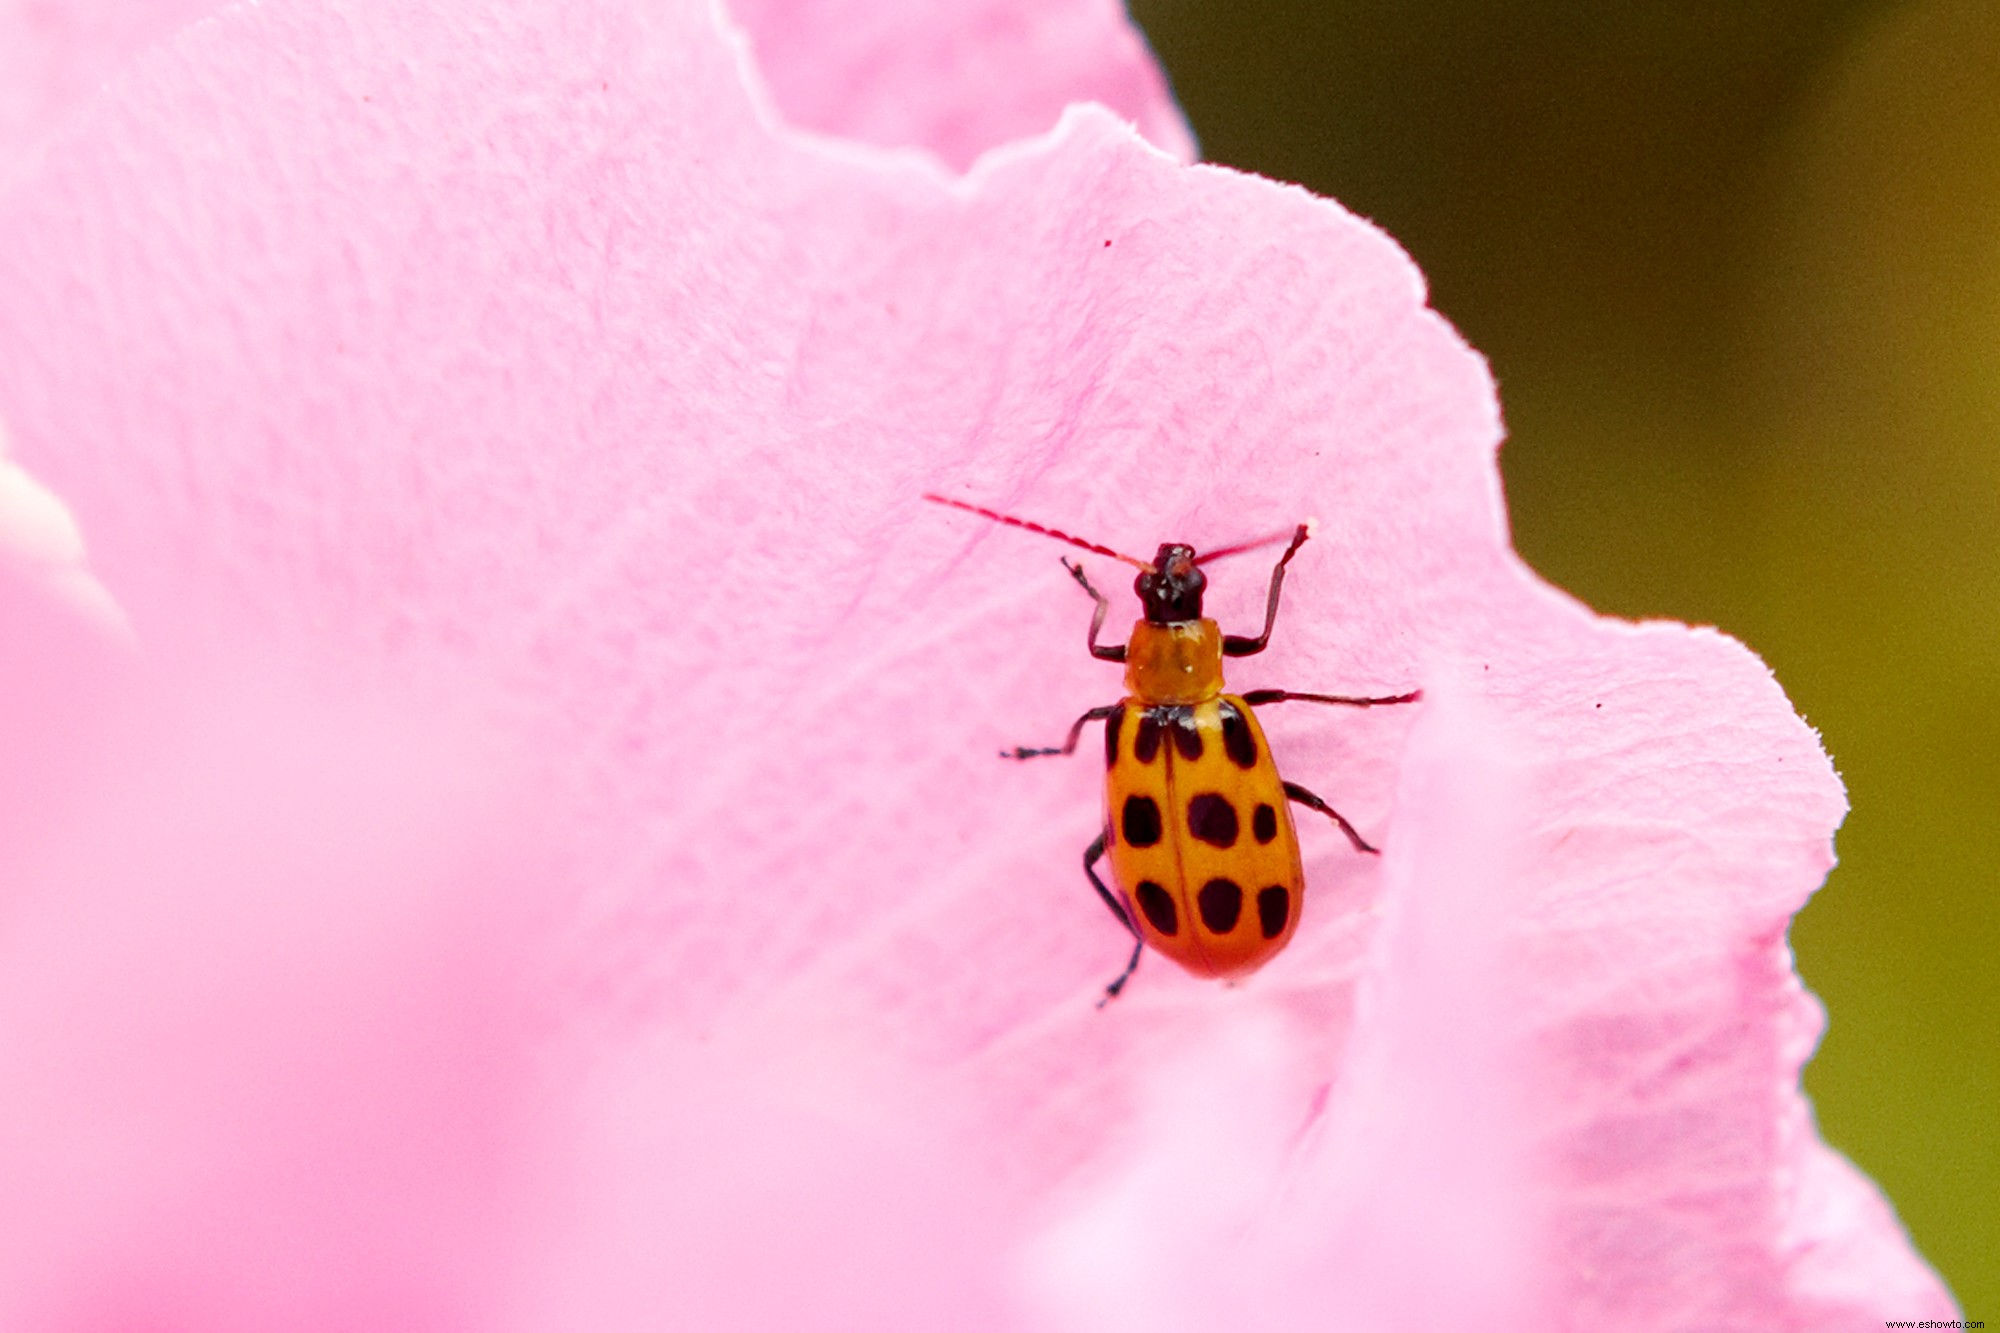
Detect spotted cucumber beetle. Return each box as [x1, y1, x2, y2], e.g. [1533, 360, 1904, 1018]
[928, 494, 1420, 1003]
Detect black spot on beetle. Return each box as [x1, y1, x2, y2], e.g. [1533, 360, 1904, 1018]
[1104, 704, 1125, 767]
[1252, 803, 1279, 844]
[1169, 708, 1204, 761]
[1257, 885, 1290, 939]
[1122, 795, 1163, 847]
[1219, 701, 1258, 768]
[1187, 793, 1239, 847]
[1136, 881, 1178, 936]
[1133, 712, 1162, 764]
[1197, 878, 1243, 933]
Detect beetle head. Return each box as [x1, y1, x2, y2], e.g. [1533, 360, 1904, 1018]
[1135, 544, 1205, 623]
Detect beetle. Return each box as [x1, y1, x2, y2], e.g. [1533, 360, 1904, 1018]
[926, 493, 1421, 1003]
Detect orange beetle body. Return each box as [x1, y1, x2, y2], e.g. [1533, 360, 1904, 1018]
[1103, 625, 1304, 979]
[927, 496, 1419, 1003]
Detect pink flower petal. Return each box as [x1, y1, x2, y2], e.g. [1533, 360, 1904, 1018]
[517, 1031, 1023, 1331]
[0, 0, 220, 181]
[0, 576, 542, 1330]
[0, 0, 1190, 182]
[0, 0, 1955, 1324]
[1026, 685, 1548, 1330]
[725, 0, 1194, 168]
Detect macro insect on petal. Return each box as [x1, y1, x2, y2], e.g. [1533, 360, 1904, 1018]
[926, 495, 1420, 1003]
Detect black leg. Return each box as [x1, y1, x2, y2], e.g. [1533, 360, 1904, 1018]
[1283, 780, 1378, 855]
[1084, 832, 1144, 1005]
[1241, 688, 1422, 709]
[1222, 523, 1311, 657]
[1063, 558, 1127, 663]
[1005, 703, 1121, 760]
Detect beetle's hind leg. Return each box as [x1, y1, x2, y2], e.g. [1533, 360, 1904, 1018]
[1084, 832, 1143, 1005]
[1283, 779, 1379, 855]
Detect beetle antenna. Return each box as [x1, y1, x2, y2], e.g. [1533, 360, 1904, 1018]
[1194, 519, 1314, 566]
[924, 494, 1152, 569]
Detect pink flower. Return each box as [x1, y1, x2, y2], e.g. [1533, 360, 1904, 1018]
[0, 0, 221, 184]
[0, 0, 1957, 1326]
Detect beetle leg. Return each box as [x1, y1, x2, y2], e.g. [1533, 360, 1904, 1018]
[1283, 779, 1378, 855]
[1221, 523, 1312, 657]
[1004, 702, 1121, 759]
[1240, 688, 1422, 708]
[1063, 557, 1127, 663]
[1084, 832, 1144, 1005]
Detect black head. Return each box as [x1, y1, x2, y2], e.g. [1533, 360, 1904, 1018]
[1135, 543, 1205, 623]
[924, 495, 1306, 628]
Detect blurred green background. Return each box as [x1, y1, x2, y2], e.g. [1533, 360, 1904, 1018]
[1126, 0, 1996, 1309]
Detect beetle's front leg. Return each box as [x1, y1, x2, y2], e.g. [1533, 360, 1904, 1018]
[1222, 523, 1311, 657]
[1063, 558, 1126, 663]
